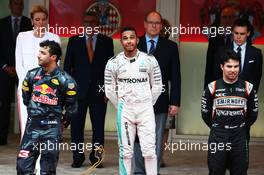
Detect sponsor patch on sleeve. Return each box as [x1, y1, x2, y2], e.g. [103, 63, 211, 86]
[51, 79, 59, 85]
[68, 83, 75, 89]
[66, 90, 76, 96]
[23, 81, 28, 86]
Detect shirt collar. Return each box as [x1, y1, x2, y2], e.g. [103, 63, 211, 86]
[85, 34, 97, 41]
[123, 49, 140, 62]
[11, 16, 22, 21]
[233, 42, 247, 50]
[145, 34, 159, 44]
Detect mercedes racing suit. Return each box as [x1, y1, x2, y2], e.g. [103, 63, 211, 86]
[104, 50, 162, 175]
[201, 78, 258, 175]
[17, 66, 77, 175]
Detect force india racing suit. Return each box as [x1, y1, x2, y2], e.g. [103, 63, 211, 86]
[201, 78, 258, 175]
[17, 66, 77, 175]
[104, 50, 162, 175]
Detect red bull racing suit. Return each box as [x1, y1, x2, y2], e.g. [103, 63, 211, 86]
[17, 66, 77, 175]
[104, 50, 162, 175]
[201, 78, 258, 175]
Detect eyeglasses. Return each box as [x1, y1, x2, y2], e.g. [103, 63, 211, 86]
[145, 21, 162, 26]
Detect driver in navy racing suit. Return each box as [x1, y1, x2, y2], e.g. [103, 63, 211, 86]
[17, 40, 77, 175]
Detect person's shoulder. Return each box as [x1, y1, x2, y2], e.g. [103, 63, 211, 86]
[28, 67, 41, 75]
[244, 80, 254, 95]
[58, 68, 76, 83]
[97, 33, 113, 42]
[247, 44, 262, 54]
[110, 52, 122, 62]
[139, 51, 157, 64]
[139, 35, 145, 41]
[107, 52, 122, 65]
[0, 16, 10, 24]
[214, 45, 227, 54]
[68, 35, 83, 42]
[17, 30, 33, 38]
[159, 37, 177, 45]
[207, 80, 217, 95]
[21, 16, 31, 22]
[139, 50, 152, 58]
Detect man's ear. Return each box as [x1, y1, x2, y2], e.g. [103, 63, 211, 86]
[246, 31, 250, 37]
[144, 21, 148, 30]
[220, 64, 224, 71]
[51, 55, 57, 62]
[136, 37, 139, 45]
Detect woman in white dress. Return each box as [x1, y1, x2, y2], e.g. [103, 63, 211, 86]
[16, 5, 60, 138]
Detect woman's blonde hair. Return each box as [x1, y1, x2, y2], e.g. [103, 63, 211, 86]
[30, 5, 48, 19]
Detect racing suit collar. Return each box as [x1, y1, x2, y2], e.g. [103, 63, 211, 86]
[40, 66, 60, 76]
[123, 49, 140, 63]
[221, 78, 239, 86]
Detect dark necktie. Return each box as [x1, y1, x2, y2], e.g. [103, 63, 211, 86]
[13, 18, 19, 41]
[237, 46, 242, 71]
[149, 40, 155, 54]
[87, 37, 94, 64]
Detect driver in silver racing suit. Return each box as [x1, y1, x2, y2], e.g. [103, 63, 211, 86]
[105, 46, 162, 174]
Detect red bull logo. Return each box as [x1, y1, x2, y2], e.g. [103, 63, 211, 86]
[34, 84, 57, 96]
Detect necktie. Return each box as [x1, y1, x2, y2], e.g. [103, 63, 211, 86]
[237, 46, 242, 71]
[87, 37, 94, 64]
[149, 39, 155, 54]
[13, 18, 19, 41]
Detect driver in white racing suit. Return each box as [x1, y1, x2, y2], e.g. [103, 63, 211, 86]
[104, 26, 162, 175]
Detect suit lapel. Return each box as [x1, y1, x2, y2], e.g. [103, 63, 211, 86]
[6, 16, 15, 43]
[20, 16, 29, 31]
[155, 37, 161, 54]
[139, 35, 148, 53]
[241, 44, 251, 75]
[81, 36, 89, 63]
[94, 34, 100, 56]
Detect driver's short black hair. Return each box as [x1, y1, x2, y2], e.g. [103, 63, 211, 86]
[220, 49, 241, 65]
[120, 26, 137, 37]
[39, 40, 62, 62]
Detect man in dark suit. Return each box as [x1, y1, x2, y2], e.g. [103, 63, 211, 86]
[133, 11, 181, 174]
[64, 11, 114, 168]
[214, 18, 262, 143]
[0, 0, 32, 145]
[204, 5, 239, 88]
[214, 18, 262, 92]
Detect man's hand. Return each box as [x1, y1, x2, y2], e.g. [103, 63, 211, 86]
[63, 120, 70, 128]
[62, 115, 71, 128]
[104, 96, 109, 103]
[168, 105, 180, 117]
[3, 66, 16, 77]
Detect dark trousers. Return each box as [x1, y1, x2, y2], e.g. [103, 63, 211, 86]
[71, 97, 107, 161]
[208, 128, 248, 175]
[17, 117, 61, 175]
[0, 73, 16, 144]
